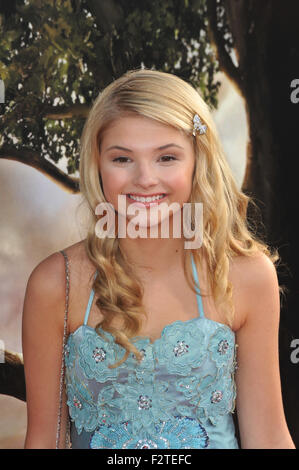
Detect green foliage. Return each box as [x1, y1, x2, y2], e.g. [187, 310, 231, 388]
[0, 0, 232, 175]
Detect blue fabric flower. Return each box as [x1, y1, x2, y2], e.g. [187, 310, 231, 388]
[153, 320, 207, 375]
[112, 380, 176, 434]
[66, 379, 98, 434]
[207, 326, 235, 368]
[96, 385, 120, 427]
[175, 373, 218, 418]
[78, 328, 119, 382]
[195, 368, 237, 426]
[155, 416, 209, 449]
[89, 416, 209, 449]
[90, 421, 163, 449]
[65, 320, 238, 446]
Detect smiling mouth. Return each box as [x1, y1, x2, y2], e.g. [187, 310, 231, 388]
[126, 194, 167, 203]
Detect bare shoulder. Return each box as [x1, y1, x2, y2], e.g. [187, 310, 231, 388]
[28, 239, 88, 285]
[230, 251, 278, 297]
[230, 250, 277, 280]
[229, 251, 279, 329]
[26, 251, 65, 301]
[24, 239, 90, 329]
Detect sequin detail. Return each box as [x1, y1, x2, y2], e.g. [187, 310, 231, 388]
[89, 416, 209, 449]
[92, 347, 106, 363]
[207, 328, 235, 368]
[217, 339, 229, 355]
[73, 396, 82, 410]
[211, 391, 223, 404]
[77, 328, 118, 382]
[135, 439, 158, 449]
[173, 341, 189, 357]
[138, 395, 152, 410]
[65, 319, 238, 446]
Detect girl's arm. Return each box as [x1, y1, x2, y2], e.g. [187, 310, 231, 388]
[235, 253, 295, 449]
[22, 252, 69, 448]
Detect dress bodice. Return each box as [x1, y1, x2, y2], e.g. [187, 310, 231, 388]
[64, 254, 239, 449]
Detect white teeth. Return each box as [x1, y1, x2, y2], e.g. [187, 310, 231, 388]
[128, 194, 164, 203]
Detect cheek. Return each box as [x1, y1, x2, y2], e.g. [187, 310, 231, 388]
[168, 171, 193, 194]
[101, 169, 128, 196]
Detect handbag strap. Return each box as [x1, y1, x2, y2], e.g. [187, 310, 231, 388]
[56, 249, 70, 449]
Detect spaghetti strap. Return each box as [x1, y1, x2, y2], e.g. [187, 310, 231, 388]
[83, 270, 98, 326]
[191, 253, 205, 319]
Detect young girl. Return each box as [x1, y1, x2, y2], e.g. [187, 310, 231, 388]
[22, 69, 295, 449]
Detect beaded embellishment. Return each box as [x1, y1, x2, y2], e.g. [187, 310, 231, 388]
[138, 395, 152, 410]
[65, 320, 238, 446]
[89, 416, 210, 449]
[217, 339, 229, 355]
[210, 391, 223, 404]
[92, 347, 107, 363]
[173, 340, 189, 357]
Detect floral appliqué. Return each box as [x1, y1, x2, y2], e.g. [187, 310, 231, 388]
[65, 318, 238, 442]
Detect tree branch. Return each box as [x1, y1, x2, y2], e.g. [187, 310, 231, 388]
[0, 145, 80, 193]
[206, 0, 243, 94]
[85, 0, 124, 33]
[0, 350, 26, 402]
[43, 103, 90, 120]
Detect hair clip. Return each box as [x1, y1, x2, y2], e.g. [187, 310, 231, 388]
[192, 114, 207, 136]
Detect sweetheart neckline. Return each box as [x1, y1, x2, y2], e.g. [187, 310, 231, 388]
[67, 316, 236, 347]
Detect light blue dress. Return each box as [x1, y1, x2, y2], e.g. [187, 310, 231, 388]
[64, 254, 239, 449]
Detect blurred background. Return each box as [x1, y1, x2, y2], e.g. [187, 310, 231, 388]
[0, 0, 298, 448]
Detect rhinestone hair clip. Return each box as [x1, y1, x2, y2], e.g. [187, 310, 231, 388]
[192, 114, 207, 136]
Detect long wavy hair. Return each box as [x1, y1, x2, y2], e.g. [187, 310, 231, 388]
[79, 68, 280, 368]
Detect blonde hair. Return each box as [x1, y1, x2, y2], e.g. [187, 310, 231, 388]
[79, 68, 280, 368]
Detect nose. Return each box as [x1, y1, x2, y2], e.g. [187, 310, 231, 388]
[132, 161, 159, 188]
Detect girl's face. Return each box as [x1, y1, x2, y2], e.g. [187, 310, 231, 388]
[99, 114, 195, 231]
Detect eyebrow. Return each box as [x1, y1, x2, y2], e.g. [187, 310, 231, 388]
[104, 143, 184, 153]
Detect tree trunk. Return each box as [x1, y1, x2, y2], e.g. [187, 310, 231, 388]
[209, 0, 299, 446]
[0, 351, 26, 402]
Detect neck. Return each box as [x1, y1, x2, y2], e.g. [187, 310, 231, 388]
[118, 236, 186, 274]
